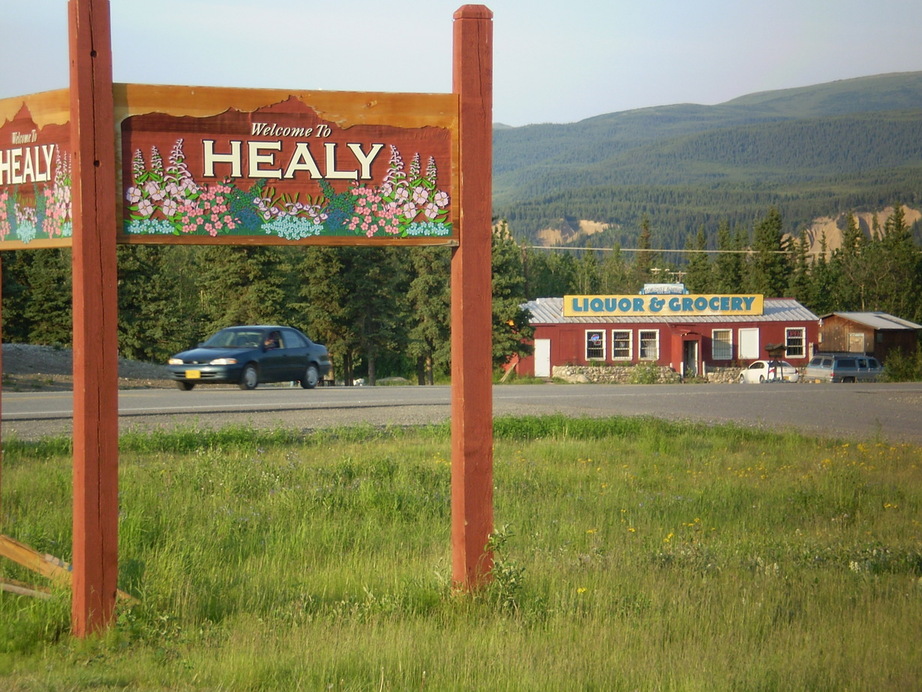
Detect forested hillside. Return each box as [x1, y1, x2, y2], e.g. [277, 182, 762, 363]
[494, 72, 922, 248]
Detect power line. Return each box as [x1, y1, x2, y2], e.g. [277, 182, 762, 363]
[524, 246, 792, 254]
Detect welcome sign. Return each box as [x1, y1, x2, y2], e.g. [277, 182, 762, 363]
[564, 294, 765, 317]
[0, 85, 458, 249]
[119, 87, 456, 245]
[0, 92, 72, 248]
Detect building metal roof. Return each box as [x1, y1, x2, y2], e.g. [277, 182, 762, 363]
[821, 312, 922, 331]
[523, 297, 819, 325]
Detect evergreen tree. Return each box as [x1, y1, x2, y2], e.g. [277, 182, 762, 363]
[195, 246, 288, 333]
[344, 247, 410, 385]
[492, 224, 534, 369]
[1, 250, 37, 343]
[523, 249, 577, 299]
[296, 246, 411, 385]
[787, 230, 812, 305]
[18, 249, 73, 346]
[684, 226, 711, 293]
[295, 246, 357, 384]
[830, 212, 867, 310]
[869, 204, 922, 320]
[808, 233, 837, 315]
[631, 214, 656, 287]
[117, 245, 200, 362]
[406, 247, 451, 384]
[747, 208, 790, 297]
[573, 246, 600, 294]
[599, 244, 632, 294]
[712, 221, 744, 293]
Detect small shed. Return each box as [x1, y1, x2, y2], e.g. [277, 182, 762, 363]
[817, 312, 922, 362]
[518, 295, 819, 378]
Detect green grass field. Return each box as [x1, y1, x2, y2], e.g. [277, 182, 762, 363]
[1, 416, 920, 690]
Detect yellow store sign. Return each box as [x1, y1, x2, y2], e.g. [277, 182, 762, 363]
[563, 294, 764, 317]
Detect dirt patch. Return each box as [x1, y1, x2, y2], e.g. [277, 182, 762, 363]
[1, 344, 172, 391]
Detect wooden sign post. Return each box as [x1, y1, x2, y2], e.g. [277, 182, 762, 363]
[0, 2, 494, 634]
[451, 5, 494, 588]
[68, 0, 120, 636]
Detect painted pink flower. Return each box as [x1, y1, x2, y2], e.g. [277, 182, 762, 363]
[137, 199, 154, 217]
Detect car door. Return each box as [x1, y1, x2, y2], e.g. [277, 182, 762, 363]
[259, 329, 287, 382]
[279, 328, 309, 381]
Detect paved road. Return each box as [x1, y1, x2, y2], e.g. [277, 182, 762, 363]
[3, 382, 921, 444]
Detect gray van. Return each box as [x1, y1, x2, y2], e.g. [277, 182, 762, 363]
[804, 353, 883, 383]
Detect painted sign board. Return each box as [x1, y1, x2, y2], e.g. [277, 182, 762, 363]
[118, 85, 457, 245]
[0, 85, 457, 249]
[564, 294, 765, 317]
[0, 90, 72, 249]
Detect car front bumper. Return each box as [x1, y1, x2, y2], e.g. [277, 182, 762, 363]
[167, 364, 244, 384]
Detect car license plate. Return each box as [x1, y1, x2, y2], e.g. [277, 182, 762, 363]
[185, 370, 201, 379]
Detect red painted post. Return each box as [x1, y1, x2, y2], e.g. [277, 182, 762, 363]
[451, 5, 494, 589]
[0, 255, 3, 516]
[68, 0, 120, 636]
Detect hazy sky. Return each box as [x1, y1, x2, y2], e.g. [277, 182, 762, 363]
[2, 0, 921, 126]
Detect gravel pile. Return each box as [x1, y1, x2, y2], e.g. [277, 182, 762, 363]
[1, 343, 171, 386]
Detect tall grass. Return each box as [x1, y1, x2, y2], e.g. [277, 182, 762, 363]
[1, 416, 920, 690]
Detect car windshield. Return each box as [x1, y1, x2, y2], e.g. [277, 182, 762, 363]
[202, 329, 263, 349]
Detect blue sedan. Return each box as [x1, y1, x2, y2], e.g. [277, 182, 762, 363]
[168, 325, 332, 391]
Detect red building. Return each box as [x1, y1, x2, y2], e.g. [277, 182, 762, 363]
[517, 294, 820, 378]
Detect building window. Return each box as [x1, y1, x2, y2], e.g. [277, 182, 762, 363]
[585, 330, 605, 360]
[611, 330, 632, 360]
[785, 328, 805, 358]
[639, 329, 659, 360]
[712, 329, 732, 361]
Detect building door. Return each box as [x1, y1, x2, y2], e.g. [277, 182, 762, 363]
[683, 340, 699, 378]
[534, 339, 551, 378]
[739, 328, 759, 359]
[848, 332, 866, 353]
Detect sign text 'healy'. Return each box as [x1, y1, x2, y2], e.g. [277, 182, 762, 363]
[202, 134, 385, 181]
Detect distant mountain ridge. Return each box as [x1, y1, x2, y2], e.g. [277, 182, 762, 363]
[493, 72, 922, 250]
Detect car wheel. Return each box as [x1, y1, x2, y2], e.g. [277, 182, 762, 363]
[176, 381, 195, 391]
[239, 364, 259, 390]
[759, 375, 765, 383]
[739, 374, 746, 383]
[301, 364, 320, 389]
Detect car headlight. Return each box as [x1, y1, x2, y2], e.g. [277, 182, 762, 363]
[209, 358, 238, 365]
[168, 358, 184, 365]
